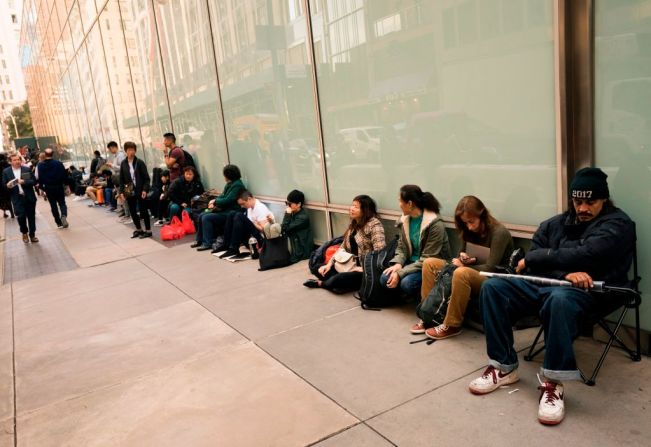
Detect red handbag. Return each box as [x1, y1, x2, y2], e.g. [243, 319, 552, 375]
[181, 210, 196, 234]
[160, 216, 186, 240]
[325, 244, 341, 264]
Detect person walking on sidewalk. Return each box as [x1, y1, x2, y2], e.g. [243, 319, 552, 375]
[37, 147, 70, 229]
[2, 153, 38, 243]
[119, 142, 152, 239]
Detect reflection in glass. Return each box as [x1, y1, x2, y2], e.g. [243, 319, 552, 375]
[97, 2, 144, 149]
[312, 0, 556, 225]
[154, 0, 228, 189]
[121, 0, 171, 168]
[595, 0, 651, 327]
[207, 0, 325, 202]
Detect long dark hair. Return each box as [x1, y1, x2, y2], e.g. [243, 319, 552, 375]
[399, 185, 440, 214]
[454, 195, 498, 242]
[349, 195, 378, 232]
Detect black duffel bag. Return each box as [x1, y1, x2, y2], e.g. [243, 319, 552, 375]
[258, 236, 292, 271]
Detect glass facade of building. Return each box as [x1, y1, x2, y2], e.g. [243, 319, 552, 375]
[18, 1, 651, 330]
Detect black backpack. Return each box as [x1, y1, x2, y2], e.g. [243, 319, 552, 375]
[308, 236, 344, 275]
[181, 149, 196, 168]
[357, 235, 400, 310]
[258, 236, 291, 271]
[416, 263, 456, 327]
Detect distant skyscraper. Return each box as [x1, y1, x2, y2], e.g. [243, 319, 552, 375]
[0, 0, 26, 149]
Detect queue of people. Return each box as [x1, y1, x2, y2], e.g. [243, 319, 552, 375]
[2, 136, 636, 428]
[300, 168, 635, 427]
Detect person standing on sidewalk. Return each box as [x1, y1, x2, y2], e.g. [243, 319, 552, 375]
[119, 142, 152, 239]
[2, 153, 38, 243]
[104, 141, 126, 212]
[37, 147, 69, 229]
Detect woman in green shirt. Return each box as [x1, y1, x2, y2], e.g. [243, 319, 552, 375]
[381, 185, 451, 297]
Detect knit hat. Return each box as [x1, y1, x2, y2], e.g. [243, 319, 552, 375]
[286, 189, 305, 205]
[570, 167, 609, 200]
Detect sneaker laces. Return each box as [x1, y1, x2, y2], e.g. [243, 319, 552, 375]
[481, 366, 497, 382]
[537, 373, 559, 405]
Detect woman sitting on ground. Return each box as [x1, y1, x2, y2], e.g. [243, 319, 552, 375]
[304, 195, 385, 293]
[167, 166, 204, 219]
[381, 185, 451, 298]
[281, 189, 313, 263]
[412, 195, 513, 339]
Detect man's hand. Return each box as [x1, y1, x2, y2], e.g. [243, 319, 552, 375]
[285, 206, 292, 214]
[181, 203, 188, 208]
[141, 191, 147, 199]
[266, 214, 274, 223]
[516, 258, 526, 273]
[565, 272, 594, 289]
[208, 199, 215, 209]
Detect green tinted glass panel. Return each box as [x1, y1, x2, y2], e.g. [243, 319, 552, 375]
[312, 0, 557, 225]
[595, 0, 651, 331]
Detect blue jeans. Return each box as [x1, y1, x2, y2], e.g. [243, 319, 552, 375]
[195, 211, 232, 247]
[480, 278, 594, 382]
[380, 271, 422, 297]
[104, 188, 116, 208]
[168, 203, 190, 219]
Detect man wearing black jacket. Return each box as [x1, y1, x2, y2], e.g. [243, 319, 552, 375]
[37, 147, 69, 228]
[468, 168, 635, 426]
[2, 153, 38, 242]
[119, 142, 151, 239]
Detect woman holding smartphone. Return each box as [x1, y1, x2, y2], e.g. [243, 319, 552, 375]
[411, 195, 513, 339]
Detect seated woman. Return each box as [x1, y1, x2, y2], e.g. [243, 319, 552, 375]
[304, 195, 385, 293]
[85, 172, 108, 206]
[192, 164, 246, 251]
[412, 195, 513, 339]
[382, 185, 451, 298]
[281, 190, 313, 263]
[167, 166, 204, 219]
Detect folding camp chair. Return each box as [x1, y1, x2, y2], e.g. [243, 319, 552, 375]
[524, 243, 642, 386]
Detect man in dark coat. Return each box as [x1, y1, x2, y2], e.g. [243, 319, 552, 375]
[2, 153, 39, 243]
[37, 147, 69, 228]
[468, 167, 635, 426]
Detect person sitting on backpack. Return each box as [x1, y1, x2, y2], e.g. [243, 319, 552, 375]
[411, 195, 513, 339]
[304, 195, 385, 293]
[381, 185, 451, 298]
[215, 190, 274, 259]
[163, 132, 186, 182]
[191, 164, 246, 251]
[281, 189, 313, 263]
[167, 166, 204, 219]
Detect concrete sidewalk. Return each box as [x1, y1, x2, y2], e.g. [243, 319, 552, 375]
[1, 199, 649, 446]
